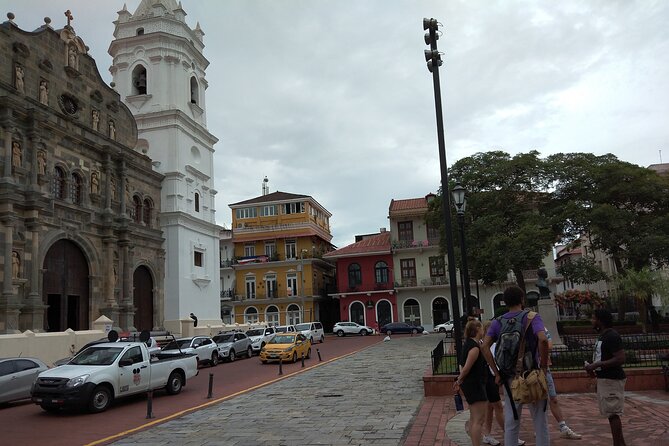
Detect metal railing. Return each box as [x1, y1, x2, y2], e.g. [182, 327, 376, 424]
[431, 339, 458, 374]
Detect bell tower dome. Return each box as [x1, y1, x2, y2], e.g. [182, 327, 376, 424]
[109, 0, 222, 331]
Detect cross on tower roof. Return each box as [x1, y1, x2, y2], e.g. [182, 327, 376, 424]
[64, 9, 73, 27]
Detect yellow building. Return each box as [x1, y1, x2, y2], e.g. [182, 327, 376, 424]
[227, 190, 336, 326]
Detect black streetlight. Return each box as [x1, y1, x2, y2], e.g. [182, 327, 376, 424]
[452, 183, 472, 318]
[423, 17, 463, 363]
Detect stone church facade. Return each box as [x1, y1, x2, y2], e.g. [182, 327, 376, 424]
[0, 15, 165, 333]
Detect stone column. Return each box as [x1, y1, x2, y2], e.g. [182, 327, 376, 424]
[3, 126, 14, 178]
[1, 219, 21, 333]
[538, 298, 563, 347]
[22, 223, 47, 331]
[103, 153, 113, 213]
[99, 238, 120, 326]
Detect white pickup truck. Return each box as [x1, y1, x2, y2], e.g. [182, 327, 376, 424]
[31, 339, 198, 413]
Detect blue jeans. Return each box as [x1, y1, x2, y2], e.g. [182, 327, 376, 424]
[503, 379, 550, 446]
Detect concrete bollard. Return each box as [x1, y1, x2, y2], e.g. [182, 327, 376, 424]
[301, 353, 305, 368]
[207, 373, 213, 399]
[278, 358, 283, 375]
[317, 348, 322, 362]
[146, 389, 154, 419]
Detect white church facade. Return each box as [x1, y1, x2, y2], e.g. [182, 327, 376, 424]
[108, 0, 222, 332]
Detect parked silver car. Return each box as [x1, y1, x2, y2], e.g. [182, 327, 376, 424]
[333, 322, 374, 337]
[246, 327, 276, 354]
[0, 357, 49, 404]
[213, 332, 253, 362]
[161, 336, 219, 366]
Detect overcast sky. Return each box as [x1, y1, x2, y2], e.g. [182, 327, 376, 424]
[4, 1, 668, 248]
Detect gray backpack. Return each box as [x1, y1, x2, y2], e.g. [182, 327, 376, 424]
[494, 309, 533, 379]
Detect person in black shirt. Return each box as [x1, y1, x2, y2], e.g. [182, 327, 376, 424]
[454, 319, 488, 446]
[585, 309, 626, 446]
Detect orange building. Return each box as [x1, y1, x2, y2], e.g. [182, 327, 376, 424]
[228, 190, 336, 326]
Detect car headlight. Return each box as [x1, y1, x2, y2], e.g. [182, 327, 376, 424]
[283, 346, 294, 352]
[66, 374, 90, 388]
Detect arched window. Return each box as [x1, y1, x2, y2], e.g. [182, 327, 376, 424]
[403, 298, 421, 326]
[265, 305, 279, 326]
[347, 263, 361, 289]
[194, 192, 200, 212]
[244, 307, 258, 324]
[190, 76, 198, 104]
[349, 301, 365, 325]
[143, 198, 152, 227]
[286, 304, 300, 325]
[136, 28, 144, 36]
[71, 172, 83, 204]
[132, 64, 147, 95]
[375, 261, 389, 284]
[133, 195, 142, 223]
[53, 166, 66, 199]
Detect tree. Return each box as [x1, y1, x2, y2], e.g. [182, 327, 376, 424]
[427, 151, 559, 291]
[556, 256, 608, 287]
[613, 267, 669, 330]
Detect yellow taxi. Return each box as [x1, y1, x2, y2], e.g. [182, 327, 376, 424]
[259, 332, 311, 363]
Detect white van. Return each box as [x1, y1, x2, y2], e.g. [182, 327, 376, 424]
[295, 322, 325, 344]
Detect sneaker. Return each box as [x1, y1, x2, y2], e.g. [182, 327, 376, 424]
[482, 435, 500, 445]
[517, 440, 526, 446]
[560, 426, 583, 440]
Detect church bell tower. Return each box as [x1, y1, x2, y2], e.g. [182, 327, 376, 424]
[109, 0, 222, 332]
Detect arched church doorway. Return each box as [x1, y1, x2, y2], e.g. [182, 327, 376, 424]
[133, 265, 154, 331]
[432, 297, 450, 325]
[43, 239, 89, 332]
[377, 300, 392, 329]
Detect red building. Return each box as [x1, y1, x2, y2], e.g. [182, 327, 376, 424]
[323, 230, 396, 331]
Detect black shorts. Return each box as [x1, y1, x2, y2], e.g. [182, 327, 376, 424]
[461, 381, 488, 405]
[485, 372, 501, 403]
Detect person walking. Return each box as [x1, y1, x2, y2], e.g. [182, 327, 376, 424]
[585, 309, 627, 446]
[454, 319, 488, 446]
[481, 286, 550, 446]
[544, 328, 582, 439]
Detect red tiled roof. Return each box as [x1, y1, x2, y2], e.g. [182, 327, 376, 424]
[323, 232, 391, 258]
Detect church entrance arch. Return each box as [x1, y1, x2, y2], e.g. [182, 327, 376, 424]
[43, 239, 90, 332]
[133, 265, 154, 331]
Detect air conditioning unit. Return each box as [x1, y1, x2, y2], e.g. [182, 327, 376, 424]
[237, 222, 246, 229]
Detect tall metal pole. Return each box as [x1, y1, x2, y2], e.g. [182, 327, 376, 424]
[457, 213, 472, 317]
[423, 18, 463, 363]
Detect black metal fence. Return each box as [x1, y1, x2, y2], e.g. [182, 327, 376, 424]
[430, 333, 669, 375]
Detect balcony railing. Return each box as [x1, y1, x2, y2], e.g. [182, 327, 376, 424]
[391, 238, 440, 250]
[220, 259, 234, 268]
[220, 289, 235, 300]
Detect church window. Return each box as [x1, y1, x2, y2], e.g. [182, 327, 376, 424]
[195, 192, 200, 212]
[71, 172, 83, 204]
[143, 198, 152, 227]
[194, 251, 203, 267]
[136, 28, 144, 36]
[132, 65, 147, 95]
[133, 195, 142, 223]
[53, 166, 66, 199]
[190, 76, 198, 104]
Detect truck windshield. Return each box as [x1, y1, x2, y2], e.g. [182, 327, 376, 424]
[70, 346, 124, 366]
[294, 324, 310, 331]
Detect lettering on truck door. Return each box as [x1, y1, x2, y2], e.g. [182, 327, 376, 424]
[118, 346, 150, 394]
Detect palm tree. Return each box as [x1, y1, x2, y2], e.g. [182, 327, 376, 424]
[614, 267, 669, 331]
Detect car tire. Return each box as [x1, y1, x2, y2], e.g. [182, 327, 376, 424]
[306, 347, 311, 359]
[88, 385, 112, 413]
[310, 336, 314, 344]
[386, 330, 392, 336]
[292, 352, 297, 363]
[166, 371, 184, 395]
[336, 330, 345, 337]
[320, 335, 324, 343]
[210, 352, 219, 366]
[260, 359, 267, 364]
[411, 328, 418, 334]
[438, 327, 446, 333]
[360, 330, 368, 336]
[228, 349, 236, 362]
[40, 403, 60, 413]
[246, 346, 253, 358]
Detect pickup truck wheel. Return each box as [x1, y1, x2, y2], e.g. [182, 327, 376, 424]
[360, 330, 368, 336]
[336, 330, 345, 337]
[166, 371, 184, 395]
[246, 346, 253, 358]
[228, 350, 236, 362]
[210, 352, 219, 366]
[320, 335, 325, 343]
[88, 385, 112, 413]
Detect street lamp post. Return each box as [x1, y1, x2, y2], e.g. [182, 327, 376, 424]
[452, 183, 472, 318]
[423, 17, 464, 363]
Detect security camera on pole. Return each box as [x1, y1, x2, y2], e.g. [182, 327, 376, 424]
[423, 18, 463, 363]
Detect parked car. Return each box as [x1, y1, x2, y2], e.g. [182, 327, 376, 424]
[161, 336, 219, 366]
[380, 322, 425, 335]
[275, 325, 296, 333]
[333, 322, 374, 337]
[246, 327, 276, 354]
[213, 332, 253, 362]
[0, 357, 49, 404]
[295, 322, 325, 343]
[434, 321, 454, 335]
[259, 333, 311, 363]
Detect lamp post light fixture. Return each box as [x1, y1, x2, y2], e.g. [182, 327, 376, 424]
[423, 17, 464, 363]
[452, 182, 472, 318]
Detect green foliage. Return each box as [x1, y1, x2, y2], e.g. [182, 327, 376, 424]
[557, 257, 608, 285]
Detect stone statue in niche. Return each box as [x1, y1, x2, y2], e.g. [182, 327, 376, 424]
[15, 65, 25, 93]
[125, 179, 131, 203]
[12, 251, 20, 278]
[92, 109, 99, 131]
[108, 120, 116, 140]
[12, 141, 22, 168]
[39, 80, 49, 105]
[110, 176, 117, 200]
[68, 45, 77, 68]
[37, 151, 47, 175]
[91, 171, 100, 194]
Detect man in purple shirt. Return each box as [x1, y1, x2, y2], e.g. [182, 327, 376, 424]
[481, 286, 550, 446]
